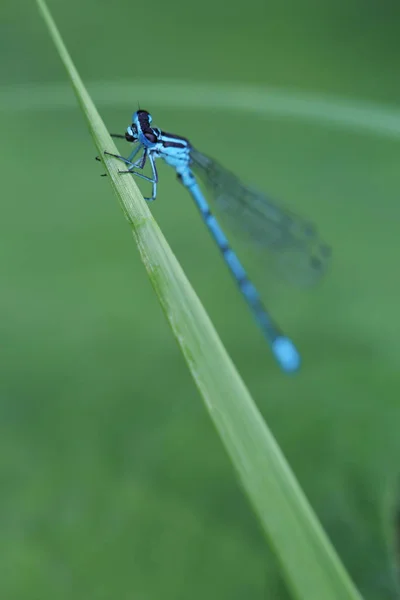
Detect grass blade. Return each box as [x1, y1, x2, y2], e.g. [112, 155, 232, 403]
[35, 1, 363, 598]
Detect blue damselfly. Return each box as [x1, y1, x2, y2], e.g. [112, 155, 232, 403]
[104, 110, 331, 373]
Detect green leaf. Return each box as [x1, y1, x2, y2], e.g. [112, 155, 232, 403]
[35, 1, 363, 598]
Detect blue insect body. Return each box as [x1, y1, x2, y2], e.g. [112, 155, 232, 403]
[105, 110, 331, 373]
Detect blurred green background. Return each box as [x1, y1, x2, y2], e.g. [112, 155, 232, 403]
[1, 1, 400, 598]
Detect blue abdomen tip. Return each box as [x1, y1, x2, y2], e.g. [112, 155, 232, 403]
[272, 336, 301, 373]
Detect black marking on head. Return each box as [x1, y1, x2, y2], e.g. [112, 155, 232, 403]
[125, 132, 135, 142]
[137, 110, 151, 130]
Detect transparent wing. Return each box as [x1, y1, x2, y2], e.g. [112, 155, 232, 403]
[190, 148, 332, 287]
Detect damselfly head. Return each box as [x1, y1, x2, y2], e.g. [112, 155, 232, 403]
[133, 110, 153, 133]
[135, 109, 152, 123]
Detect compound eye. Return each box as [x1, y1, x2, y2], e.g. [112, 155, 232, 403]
[125, 124, 137, 141]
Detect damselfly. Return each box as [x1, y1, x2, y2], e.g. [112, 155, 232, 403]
[104, 110, 331, 373]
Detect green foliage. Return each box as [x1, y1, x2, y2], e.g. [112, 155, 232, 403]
[1, 0, 399, 598]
